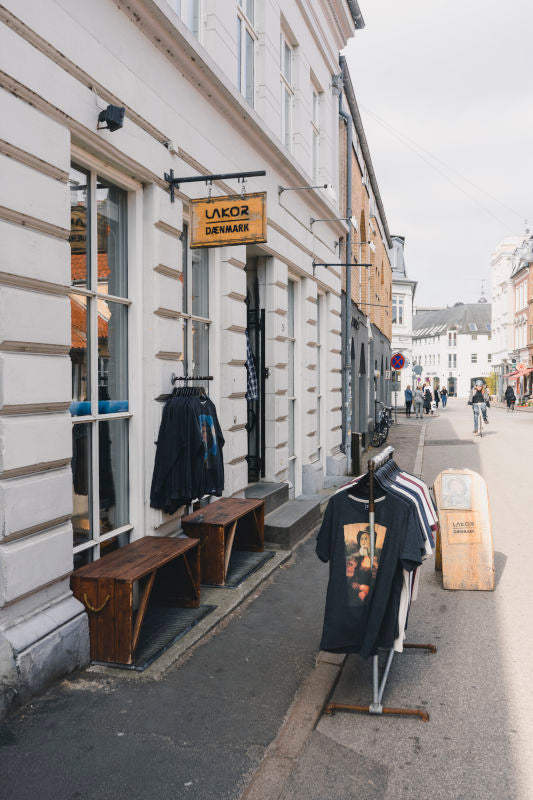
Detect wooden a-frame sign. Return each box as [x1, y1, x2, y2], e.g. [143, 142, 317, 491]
[190, 192, 267, 248]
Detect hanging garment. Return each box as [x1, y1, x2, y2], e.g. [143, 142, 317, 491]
[316, 488, 424, 658]
[245, 330, 259, 401]
[150, 392, 225, 513]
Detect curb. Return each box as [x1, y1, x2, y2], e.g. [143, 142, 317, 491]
[414, 422, 427, 477]
[239, 652, 346, 800]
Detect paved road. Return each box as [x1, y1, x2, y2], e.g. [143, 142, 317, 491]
[312, 397, 533, 800]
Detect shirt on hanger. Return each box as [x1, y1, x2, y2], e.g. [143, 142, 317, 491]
[316, 490, 423, 658]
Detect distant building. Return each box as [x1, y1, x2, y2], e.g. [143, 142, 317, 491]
[491, 235, 522, 398]
[412, 303, 492, 397]
[509, 233, 533, 398]
[390, 236, 416, 397]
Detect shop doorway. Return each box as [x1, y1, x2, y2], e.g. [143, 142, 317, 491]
[447, 376, 457, 396]
[245, 263, 265, 482]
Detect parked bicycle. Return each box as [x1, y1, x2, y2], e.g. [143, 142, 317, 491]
[371, 400, 393, 447]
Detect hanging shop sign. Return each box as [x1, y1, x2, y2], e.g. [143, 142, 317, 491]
[190, 192, 267, 249]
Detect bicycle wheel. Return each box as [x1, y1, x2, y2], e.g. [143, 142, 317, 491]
[380, 421, 390, 443]
[371, 428, 382, 447]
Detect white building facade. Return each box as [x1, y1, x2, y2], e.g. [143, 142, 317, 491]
[0, 0, 363, 713]
[491, 236, 522, 399]
[412, 304, 492, 397]
[390, 235, 416, 397]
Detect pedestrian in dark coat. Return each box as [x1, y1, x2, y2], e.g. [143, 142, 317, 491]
[434, 387, 440, 408]
[504, 385, 516, 411]
[424, 387, 432, 415]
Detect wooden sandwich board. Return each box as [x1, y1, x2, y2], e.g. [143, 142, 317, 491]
[434, 468, 494, 590]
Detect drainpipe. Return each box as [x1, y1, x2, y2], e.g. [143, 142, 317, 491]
[339, 64, 352, 462]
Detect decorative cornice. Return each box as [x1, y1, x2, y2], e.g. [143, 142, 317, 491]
[0, 203, 70, 240]
[0, 271, 70, 296]
[0, 138, 68, 182]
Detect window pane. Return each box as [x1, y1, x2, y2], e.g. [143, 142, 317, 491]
[97, 177, 128, 298]
[288, 340, 295, 395]
[192, 320, 209, 376]
[98, 299, 128, 408]
[246, 0, 254, 22]
[182, 225, 189, 314]
[69, 165, 90, 288]
[72, 423, 92, 546]
[313, 131, 319, 183]
[192, 247, 209, 317]
[284, 87, 291, 148]
[99, 418, 129, 534]
[289, 401, 295, 456]
[245, 29, 254, 105]
[283, 41, 291, 82]
[287, 281, 294, 336]
[74, 547, 96, 570]
[237, 17, 242, 92]
[70, 294, 90, 413]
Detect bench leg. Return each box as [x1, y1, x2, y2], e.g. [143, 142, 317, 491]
[132, 569, 157, 654]
[224, 521, 238, 579]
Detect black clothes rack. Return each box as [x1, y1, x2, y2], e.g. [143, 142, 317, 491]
[155, 375, 214, 403]
[324, 445, 437, 723]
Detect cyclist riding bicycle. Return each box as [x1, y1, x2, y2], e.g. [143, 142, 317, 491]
[468, 379, 490, 435]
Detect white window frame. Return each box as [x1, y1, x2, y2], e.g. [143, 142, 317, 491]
[316, 292, 325, 466]
[311, 85, 322, 184]
[69, 158, 141, 564]
[471, 353, 478, 363]
[392, 295, 404, 325]
[280, 31, 294, 151]
[237, 0, 257, 106]
[166, 0, 202, 38]
[448, 331, 457, 347]
[180, 222, 211, 376]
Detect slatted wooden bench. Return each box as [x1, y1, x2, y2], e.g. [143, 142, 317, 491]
[181, 497, 264, 586]
[71, 536, 200, 665]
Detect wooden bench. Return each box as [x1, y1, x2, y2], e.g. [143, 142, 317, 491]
[181, 497, 264, 586]
[71, 536, 200, 665]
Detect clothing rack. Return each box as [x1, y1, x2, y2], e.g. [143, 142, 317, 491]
[155, 374, 214, 402]
[325, 445, 436, 723]
[171, 374, 213, 384]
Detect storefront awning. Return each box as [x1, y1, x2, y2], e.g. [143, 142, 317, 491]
[506, 367, 533, 378]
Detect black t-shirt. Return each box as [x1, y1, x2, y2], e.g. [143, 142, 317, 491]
[316, 490, 423, 658]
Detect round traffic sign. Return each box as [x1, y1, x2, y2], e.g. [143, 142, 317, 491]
[391, 352, 405, 370]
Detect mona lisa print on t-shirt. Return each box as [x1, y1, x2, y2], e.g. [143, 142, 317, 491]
[344, 523, 386, 606]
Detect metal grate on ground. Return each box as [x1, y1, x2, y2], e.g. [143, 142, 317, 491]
[203, 550, 276, 589]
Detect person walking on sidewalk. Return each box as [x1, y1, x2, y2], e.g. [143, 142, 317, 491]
[404, 385, 413, 417]
[505, 385, 516, 412]
[414, 386, 424, 418]
[468, 379, 490, 434]
[424, 385, 433, 415]
[440, 385, 448, 407]
[434, 387, 440, 409]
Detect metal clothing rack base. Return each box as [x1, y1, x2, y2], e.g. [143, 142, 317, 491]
[324, 445, 437, 723]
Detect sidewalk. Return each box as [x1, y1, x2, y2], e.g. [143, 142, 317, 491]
[1, 420, 425, 800]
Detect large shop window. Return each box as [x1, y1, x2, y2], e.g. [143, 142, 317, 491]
[181, 225, 210, 375]
[69, 164, 131, 568]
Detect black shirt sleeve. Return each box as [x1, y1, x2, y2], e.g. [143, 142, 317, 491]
[316, 497, 335, 563]
[400, 506, 424, 571]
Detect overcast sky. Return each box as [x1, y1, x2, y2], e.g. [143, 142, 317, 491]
[343, 0, 533, 308]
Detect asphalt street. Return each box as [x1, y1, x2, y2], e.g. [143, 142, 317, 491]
[314, 398, 533, 800]
[2, 399, 531, 800]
